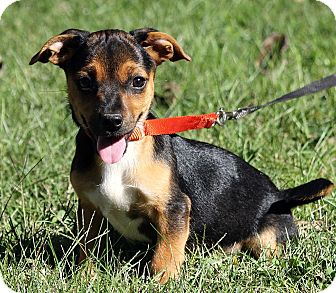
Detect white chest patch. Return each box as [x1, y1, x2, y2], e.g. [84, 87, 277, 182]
[84, 143, 151, 243]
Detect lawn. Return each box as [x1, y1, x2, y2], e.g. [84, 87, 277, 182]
[0, 0, 335, 292]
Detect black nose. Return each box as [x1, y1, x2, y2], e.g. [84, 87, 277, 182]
[102, 114, 123, 132]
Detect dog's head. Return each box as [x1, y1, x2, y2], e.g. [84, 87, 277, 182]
[30, 28, 190, 163]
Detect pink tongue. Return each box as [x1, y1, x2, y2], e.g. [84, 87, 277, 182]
[97, 136, 127, 164]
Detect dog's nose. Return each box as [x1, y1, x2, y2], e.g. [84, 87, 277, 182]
[102, 114, 123, 132]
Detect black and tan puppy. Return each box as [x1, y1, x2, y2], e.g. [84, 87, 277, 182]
[30, 28, 333, 283]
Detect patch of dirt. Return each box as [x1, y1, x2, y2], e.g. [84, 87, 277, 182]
[255, 32, 288, 72]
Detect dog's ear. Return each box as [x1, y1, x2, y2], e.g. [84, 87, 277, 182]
[29, 29, 89, 66]
[130, 28, 191, 65]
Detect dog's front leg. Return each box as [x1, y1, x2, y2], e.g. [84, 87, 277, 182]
[77, 199, 106, 264]
[151, 194, 191, 284]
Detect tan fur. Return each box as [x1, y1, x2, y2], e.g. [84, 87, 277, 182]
[318, 183, 334, 197]
[29, 34, 80, 65]
[242, 226, 278, 257]
[223, 242, 243, 254]
[298, 182, 334, 202]
[122, 72, 154, 122]
[141, 32, 191, 64]
[133, 146, 172, 205]
[151, 203, 191, 284]
[90, 58, 108, 82]
[116, 60, 139, 83]
[125, 136, 173, 221]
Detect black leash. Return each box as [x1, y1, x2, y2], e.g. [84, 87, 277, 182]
[216, 73, 336, 125]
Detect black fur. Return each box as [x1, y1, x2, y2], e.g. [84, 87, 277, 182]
[152, 133, 332, 246]
[129, 28, 159, 44]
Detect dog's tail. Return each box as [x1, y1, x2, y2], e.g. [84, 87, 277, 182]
[273, 178, 334, 210]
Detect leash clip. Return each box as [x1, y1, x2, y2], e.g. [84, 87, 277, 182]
[216, 108, 235, 126]
[216, 106, 259, 126]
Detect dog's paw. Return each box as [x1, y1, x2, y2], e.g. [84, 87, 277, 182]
[150, 254, 183, 284]
[151, 266, 180, 284]
[79, 258, 98, 280]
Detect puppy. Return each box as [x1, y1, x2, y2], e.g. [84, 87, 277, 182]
[30, 28, 334, 283]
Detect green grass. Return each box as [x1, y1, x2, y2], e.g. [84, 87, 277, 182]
[0, 0, 335, 291]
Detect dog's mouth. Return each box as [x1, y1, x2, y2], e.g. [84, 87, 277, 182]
[96, 135, 128, 164]
[81, 113, 144, 164]
[80, 114, 129, 164]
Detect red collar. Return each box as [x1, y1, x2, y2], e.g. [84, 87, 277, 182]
[128, 112, 218, 141]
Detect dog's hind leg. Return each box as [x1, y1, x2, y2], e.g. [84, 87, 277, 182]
[242, 179, 333, 257]
[241, 213, 297, 258]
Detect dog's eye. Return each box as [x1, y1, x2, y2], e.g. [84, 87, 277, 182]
[78, 76, 92, 90]
[132, 76, 146, 89]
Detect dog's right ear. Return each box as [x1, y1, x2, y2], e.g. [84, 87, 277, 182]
[29, 29, 89, 66]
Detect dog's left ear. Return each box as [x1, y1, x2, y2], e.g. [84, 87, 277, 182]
[130, 28, 191, 65]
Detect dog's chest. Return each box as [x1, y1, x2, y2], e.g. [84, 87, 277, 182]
[83, 146, 151, 243]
